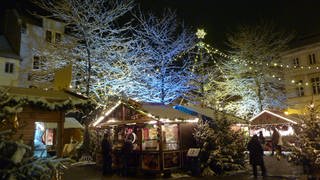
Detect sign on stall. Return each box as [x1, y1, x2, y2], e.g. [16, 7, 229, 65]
[187, 148, 200, 157]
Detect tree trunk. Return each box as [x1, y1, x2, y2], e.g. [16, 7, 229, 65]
[255, 78, 263, 112]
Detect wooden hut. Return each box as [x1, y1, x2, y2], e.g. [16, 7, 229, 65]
[248, 110, 299, 150]
[91, 100, 199, 174]
[0, 86, 92, 157]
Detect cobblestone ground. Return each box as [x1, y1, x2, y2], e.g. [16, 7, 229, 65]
[62, 153, 305, 180]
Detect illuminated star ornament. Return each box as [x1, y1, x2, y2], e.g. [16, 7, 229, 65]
[196, 29, 207, 39]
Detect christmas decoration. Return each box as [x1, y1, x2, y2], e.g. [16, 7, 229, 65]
[289, 102, 320, 175]
[193, 115, 246, 175]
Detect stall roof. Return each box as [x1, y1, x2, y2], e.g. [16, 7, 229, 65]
[92, 100, 198, 127]
[173, 104, 245, 123]
[3, 86, 88, 101]
[0, 86, 93, 112]
[249, 110, 298, 126]
[141, 103, 196, 120]
[45, 117, 84, 129]
[0, 35, 20, 60]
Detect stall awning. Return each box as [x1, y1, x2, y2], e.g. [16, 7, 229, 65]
[45, 117, 84, 129]
[249, 110, 298, 126]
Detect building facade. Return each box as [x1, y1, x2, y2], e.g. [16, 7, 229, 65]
[282, 37, 320, 114]
[1, 9, 66, 88]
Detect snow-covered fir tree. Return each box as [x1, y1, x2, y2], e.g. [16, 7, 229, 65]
[187, 29, 231, 109]
[216, 22, 293, 119]
[132, 9, 196, 104]
[193, 116, 246, 175]
[0, 130, 69, 180]
[290, 102, 320, 173]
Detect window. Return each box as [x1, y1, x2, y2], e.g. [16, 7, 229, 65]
[45, 30, 53, 43]
[45, 30, 62, 43]
[311, 77, 320, 95]
[33, 56, 46, 70]
[33, 56, 40, 69]
[309, 53, 316, 65]
[293, 57, 300, 67]
[5, 62, 14, 73]
[55, 32, 61, 42]
[296, 80, 304, 97]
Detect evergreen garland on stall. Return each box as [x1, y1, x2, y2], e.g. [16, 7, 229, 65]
[193, 114, 246, 176]
[0, 87, 95, 132]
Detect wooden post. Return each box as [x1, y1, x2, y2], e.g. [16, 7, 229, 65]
[56, 111, 65, 157]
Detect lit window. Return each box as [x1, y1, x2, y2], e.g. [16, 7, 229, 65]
[5, 62, 14, 73]
[311, 77, 320, 95]
[309, 53, 316, 65]
[296, 80, 304, 97]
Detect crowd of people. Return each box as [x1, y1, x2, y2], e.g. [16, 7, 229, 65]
[101, 128, 285, 178]
[101, 132, 134, 176]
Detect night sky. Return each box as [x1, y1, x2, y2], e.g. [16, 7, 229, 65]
[139, 0, 320, 48]
[2, 0, 320, 49]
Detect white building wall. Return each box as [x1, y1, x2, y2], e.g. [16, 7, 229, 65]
[0, 57, 20, 86]
[19, 17, 65, 87]
[282, 42, 320, 114]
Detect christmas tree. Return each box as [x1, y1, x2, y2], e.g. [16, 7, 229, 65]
[0, 130, 69, 180]
[290, 102, 320, 174]
[193, 113, 246, 176]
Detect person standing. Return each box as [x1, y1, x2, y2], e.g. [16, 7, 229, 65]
[121, 138, 133, 176]
[271, 127, 280, 156]
[258, 131, 265, 146]
[247, 135, 266, 178]
[101, 133, 112, 175]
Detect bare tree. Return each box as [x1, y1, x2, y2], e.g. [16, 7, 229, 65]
[214, 22, 294, 119]
[132, 10, 196, 104]
[31, 0, 136, 102]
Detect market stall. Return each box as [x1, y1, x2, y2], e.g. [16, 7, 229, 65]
[1, 86, 91, 157]
[91, 100, 199, 174]
[248, 110, 299, 150]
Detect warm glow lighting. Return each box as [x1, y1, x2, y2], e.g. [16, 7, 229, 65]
[160, 118, 171, 123]
[185, 118, 199, 123]
[284, 111, 289, 115]
[148, 120, 157, 124]
[249, 110, 297, 125]
[92, 101, 122, 127]
[196, 29, 206, 39]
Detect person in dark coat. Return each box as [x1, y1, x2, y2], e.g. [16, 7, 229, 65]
[101, 133, 112, 175]
[271, 127, 280, 156]
[121, 138, 133, 176]
[247, 135, 266, 177]
[258, 131, 265, 146]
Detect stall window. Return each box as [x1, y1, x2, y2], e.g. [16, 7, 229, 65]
[142, 124, 159, 151]
[124, 127, 140, 151]
[162, 124, 179, 150]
